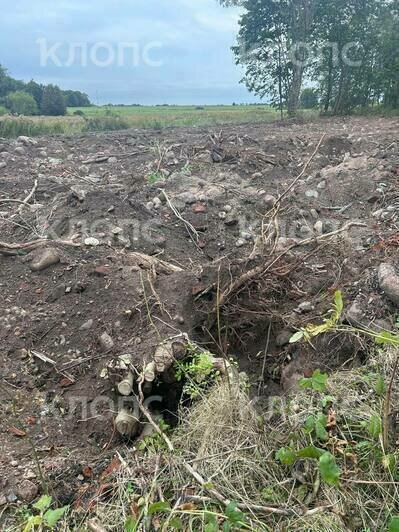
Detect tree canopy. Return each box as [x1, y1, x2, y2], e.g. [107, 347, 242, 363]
[0, 64, 91, 116]
[220, 0, 399, 115]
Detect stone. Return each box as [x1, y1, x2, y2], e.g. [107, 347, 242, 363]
[317, 180, 326, 190]
[262, 194, 277, 208]
[218, 211, 227, 220]
[108, 157, 117, 163]
[99, 332, 114, 351]
[84, 237, 100, 246]
[378, 263, 399, 306]
[30, 248, 60, 272]
[276, 329, 293, 347]
[153, 197, 162, 209]
[345, 299, 365, 326]
[310, 208, 319, 220]
[80, 319, 94, 331]
[296, 301, 314, 313]
[0, 162, 7, 169]
[17, 136, 37, 146]
[305, 189, 319, 199]
[16, 480, 38, 502]
[314, 221, 324, 235]
[299, 225, 313, 237]
[235, 239, 246, 248]
[14, 146, 25, 155]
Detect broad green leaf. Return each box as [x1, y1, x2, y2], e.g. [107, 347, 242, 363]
[33, 494, 52, 512]
[43, 506, 68, 528]
[367, 414, 382, 439]
[225, 501, 245, 524]
[276, 447, 296, 466]
[289, 330, 304, 343]
[169, 516, 183, 530]
[148, 501, 171, 515]
[23, 515, 42, 532]
[304, 415, 315, 433]
[315, 413, 328, 441]
[319, 452, 341, 486]
[124, 516, 138, 532]
[312, 370, 329, 392]
[388, 516, 399, 532]
[296, 445, 325, 459]
[205, 512, 219, 532]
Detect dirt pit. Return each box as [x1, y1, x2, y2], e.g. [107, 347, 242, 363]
[0, 116, 398, 510]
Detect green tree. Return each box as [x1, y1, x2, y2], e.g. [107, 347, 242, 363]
[5, 91, 38, 115]
[40, 84, 66, 116]
[221, 0, 317, 117]
[25, 80, 45, 108]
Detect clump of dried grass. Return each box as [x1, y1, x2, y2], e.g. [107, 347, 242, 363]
[51, 347, 399, 531]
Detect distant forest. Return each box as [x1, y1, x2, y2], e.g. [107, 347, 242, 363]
[0, 64, 92, 116]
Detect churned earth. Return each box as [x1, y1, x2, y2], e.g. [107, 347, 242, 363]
[0, 116, 398, 515]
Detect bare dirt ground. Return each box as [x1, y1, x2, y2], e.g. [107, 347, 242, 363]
[0, 116, 398, 517]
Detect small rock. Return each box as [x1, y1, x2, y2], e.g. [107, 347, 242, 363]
[15, 146, 25, 155]
[146, 201, 154, 211]
[17, 480, 38, 503]
[378, 263, 399, 306]
[17, 136, 37, 146]
[153, 197, 162, 210]
[314, 221, 323, 235]
[305, 189, 319, 199]
[112, 227, 123, 235]
[108, 156, 117, 163]
[310, 208, 319, 220]
[84, 237, 100, 246]
[99, 332, 114, 351]
[30, 248, 60, 272]
[48, 157, 62, 165]
[80, 319, 94, 331]
[6, 493, 17, 503]
[296, 301, 314, 313]
[218, 211, 226, 220]
[299, 225, 313, 237]
[262, 194, 277, 208]
[276, 329, 293, 347]
[345, 299, 365, 326]
[317, 180, 326, 190]
[193, 202, 207, 214]
[0, 161, 7, 169]
[235, 238, 246, 248]
[224, 205, 232, 212]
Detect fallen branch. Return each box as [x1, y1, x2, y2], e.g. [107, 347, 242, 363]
[0, 238, 82, 256]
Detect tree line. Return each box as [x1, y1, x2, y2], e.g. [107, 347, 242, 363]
[0, 64, 91, 116]
[220, 0, 399, 116]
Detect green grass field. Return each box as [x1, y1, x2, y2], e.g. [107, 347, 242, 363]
[67, 104, 280, 128]
[0, 104, 301, 138]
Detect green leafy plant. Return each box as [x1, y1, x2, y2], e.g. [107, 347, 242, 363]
[299, 369, 328, 393]
[290, 290, 399, 347]
[147, 171, 165, 184]
[137, 419, 170, 453]
[175, 346, 221, 399]
[276, 446, 341, 486]
[22, 495, 68, 531]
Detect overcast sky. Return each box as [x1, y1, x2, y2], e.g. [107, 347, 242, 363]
[1, 0, 261, 105]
